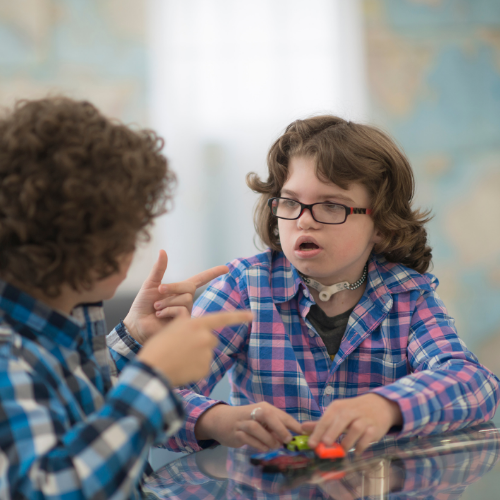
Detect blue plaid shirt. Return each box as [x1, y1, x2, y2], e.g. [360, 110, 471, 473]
[0, 280, 184, 499]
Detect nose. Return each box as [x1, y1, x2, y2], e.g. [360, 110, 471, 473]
[297, 206, 319, 230]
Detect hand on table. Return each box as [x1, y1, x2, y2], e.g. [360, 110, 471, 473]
[138, 310, 252, 387]
[302, 393, 403, 454]
[195, 402, 303, 452]
[123, 249, 229, 345]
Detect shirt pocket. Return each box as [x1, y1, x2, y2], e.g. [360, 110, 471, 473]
[345, 353, 409, 390]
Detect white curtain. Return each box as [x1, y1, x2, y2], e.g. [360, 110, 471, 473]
[134, 0, 367, 285]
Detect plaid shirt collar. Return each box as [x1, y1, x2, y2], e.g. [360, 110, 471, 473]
[271, 251, 435, 309]
[0, 279, 84, 350]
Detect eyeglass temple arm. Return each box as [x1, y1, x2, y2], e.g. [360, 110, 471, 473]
[350, 207, 373, 215]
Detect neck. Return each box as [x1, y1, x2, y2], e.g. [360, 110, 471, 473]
[309, 282, 366, 317]
[300, 263, 369, 317]
[10, 280, 81, 316]
[32, 292, 79, 316]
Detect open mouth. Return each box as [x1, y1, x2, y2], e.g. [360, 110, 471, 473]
[299, 242, 319, 251]
[295, 236, 321, 253]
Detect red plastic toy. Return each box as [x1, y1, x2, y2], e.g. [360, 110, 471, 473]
[314, 442, 346, 459]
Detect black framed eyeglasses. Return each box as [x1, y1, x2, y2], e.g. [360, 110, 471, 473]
[268, 197, 373, 225]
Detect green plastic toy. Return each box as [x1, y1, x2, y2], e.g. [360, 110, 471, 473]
[285, 435, 310, 451]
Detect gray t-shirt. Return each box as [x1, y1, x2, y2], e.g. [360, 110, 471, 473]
[307, 304, 354, 361]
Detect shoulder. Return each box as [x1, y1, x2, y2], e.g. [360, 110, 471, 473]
[0, 319, 19, 351]
[222, 249, 285, 291]
[372, 254, 438, 295]
[226, 249, 274, 279]
[194, 249, 284, 314]
[0, 323, 34, 374]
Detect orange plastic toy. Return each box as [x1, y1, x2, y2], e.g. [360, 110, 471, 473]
[314, 442, 346, 459]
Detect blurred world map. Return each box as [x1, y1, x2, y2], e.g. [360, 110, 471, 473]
[365, 0, 500, 374]
[0, 0, 147, 125]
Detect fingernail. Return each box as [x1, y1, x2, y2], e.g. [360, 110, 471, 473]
[324, 437, 333, 446]
[159, 285, 167, 293]
[156, 311, 161, 316]
[154, 302, 161, 309]
[284, 435, 292, 444]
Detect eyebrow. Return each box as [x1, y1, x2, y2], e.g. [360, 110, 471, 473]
[280, 189, 355, 204]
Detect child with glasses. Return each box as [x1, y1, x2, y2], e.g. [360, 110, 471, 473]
[163, 115, 499, 455]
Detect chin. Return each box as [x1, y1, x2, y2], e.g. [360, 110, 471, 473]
[84, 287, 118, 303]
[293, 262, 318, 277]
[100, 288, 118, 301]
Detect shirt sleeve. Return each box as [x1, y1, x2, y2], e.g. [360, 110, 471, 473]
[165, 271, 251, 453]
[0, 354, 184, 500]
[72, 303, 141, 380]
[371, 288, 500, 437]
[107, 321, 143, 377]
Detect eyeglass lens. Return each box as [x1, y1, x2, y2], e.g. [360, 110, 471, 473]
[271, 198, 346, 224]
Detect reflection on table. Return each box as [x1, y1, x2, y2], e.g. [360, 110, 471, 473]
[142, 423, 500, 500]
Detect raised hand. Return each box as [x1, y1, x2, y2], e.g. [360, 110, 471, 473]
[138, 310, 253, 387]
[123, 250, 228, 345]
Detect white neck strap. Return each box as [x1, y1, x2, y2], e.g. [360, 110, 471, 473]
[298, 265, 368, 302]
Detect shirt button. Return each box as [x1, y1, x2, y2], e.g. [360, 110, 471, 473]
[325, 386, 334, 395]
[185, 446, 194, 454]
[308, 330, 315, 337]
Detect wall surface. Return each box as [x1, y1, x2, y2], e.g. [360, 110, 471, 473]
[0, 0, 147, 121]
[0, 0, 162, 291]
[364, 0, 500, 372]
[148, 0, 368, 286]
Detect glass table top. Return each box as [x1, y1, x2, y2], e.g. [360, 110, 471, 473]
[142, 418, 500, 499]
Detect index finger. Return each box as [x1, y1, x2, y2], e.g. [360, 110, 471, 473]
[186, 265, 229, 288]
[191, 310, 253, 331]
[308, 412, 344, 448]
[264, 412, 303, 444]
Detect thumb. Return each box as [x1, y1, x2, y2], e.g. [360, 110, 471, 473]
[143, 249, 168, 286]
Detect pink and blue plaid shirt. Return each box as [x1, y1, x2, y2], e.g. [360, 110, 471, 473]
[167, 249, 500, 453]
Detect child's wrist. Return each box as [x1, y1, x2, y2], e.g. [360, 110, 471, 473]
[122, 316, 143, 345]
[195, 404, 229, 441]
[365, 393, 403, 427]
[380, 395, 403, 427]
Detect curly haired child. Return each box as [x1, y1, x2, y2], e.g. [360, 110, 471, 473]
[0, 97, 251, 498]
[163, 115, 500, 455]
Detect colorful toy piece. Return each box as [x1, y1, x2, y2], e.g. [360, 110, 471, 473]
[286, 435, 311, 451]
[314, 442, 346, 460]
[250, 448, 315, 473]
[250, 436, 346, 476]
[261, 454, 314, 473]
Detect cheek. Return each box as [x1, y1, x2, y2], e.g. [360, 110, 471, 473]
[102, 272, 126, 293]
[324, 225, 374, 252]
[277, 220, 291, 243]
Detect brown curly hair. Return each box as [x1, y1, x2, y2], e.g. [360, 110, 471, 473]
[0, 97, 175, 296]
[247, 115, 432, 274]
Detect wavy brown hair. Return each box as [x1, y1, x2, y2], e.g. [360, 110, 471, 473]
[0, 97, 175, 296]
[247, 115, 432, 273]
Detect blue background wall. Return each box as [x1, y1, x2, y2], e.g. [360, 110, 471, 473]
[364, 0, 500, 375]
